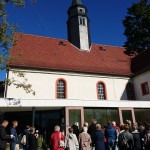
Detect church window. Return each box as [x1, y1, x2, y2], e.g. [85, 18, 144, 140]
[141, 82, 149, 96]
[97, 82, 106, 100]
[126, 82, 136, 100]
[56, 79, 67, 99]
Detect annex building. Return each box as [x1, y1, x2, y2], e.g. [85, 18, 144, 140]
[0, 0, 150, 137]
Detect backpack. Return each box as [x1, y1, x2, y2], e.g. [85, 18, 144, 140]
[144, 132, 150, 148]
[118, 132, 129, 148]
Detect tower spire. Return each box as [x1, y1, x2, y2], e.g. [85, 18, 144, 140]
[67, 0, 91, 51]
[72, 0, 82, 5]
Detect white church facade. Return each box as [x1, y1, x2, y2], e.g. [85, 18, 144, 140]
[0, 0, 150, 133]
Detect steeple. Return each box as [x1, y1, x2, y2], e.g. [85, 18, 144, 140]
[72, 0, 82, 5]
[67, 0, 91, 51]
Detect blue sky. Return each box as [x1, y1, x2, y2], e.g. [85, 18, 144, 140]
[0, 0, 148, 80]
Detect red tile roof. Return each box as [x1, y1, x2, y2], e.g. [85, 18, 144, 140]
[8, 33, 132, 76]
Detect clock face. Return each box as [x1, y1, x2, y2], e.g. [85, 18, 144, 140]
[79, 9, 83, 12]
[78, 8, 85, 13]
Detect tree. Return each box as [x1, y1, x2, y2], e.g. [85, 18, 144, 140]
[123, 0, 150, 56]
[0, 0, 35, 95]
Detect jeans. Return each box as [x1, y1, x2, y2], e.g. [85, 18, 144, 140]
[10, 142, 16, 150]
[106, 139, 116, 150]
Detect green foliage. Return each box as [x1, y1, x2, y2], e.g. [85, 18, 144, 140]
[37, 135, 48, 150]
[0, 0, 35, 95]
[123, 0, 150, 56]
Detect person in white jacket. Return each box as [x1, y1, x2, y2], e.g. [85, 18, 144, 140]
[65, 127, 79, 150]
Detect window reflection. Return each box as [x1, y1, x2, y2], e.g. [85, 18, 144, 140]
[69, 110, 81, 128]
[84, 108, 119, 126]
[134, 109, 150, 122]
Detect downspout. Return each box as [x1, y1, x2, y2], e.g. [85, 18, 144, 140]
[4, 69, 9, 98]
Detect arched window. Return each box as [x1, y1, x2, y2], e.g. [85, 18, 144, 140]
[56, 79, 67, 99]
[126, 82, 136, 100]
[97, 82, 106, 100]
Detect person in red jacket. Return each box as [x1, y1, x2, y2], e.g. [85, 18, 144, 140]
[112, 121, 120, 133]
[50, 125, 65, 150]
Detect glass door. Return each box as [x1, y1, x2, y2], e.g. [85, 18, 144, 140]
[119, 108, 135, 124]
[65, 107, 84, 134]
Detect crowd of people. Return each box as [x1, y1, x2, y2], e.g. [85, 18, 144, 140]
[50, 119, 150, 150]
[0, 119, 150, 150]
[0, 120, 38, 150]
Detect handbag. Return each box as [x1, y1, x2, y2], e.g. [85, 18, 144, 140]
[21, 135, 26, 145]
[59, 132, 65, 148]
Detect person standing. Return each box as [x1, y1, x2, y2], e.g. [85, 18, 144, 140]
[50, 125, 65, 150]
[10, 120, 18, 150]
[0, 120, 11, 150]
[88, 119, 97, 148]
[28, 127, 37, 150]
[112, 121, 120, 133]
[71, 122, 79, 138]
[105, 121, 117, 150]
[79, 127, 91, 150]
[118, 124, 134, 150]
[22, 125, 30, 150]
[132, 125, 142, 150]
[65, 127, 79, 150]
[144, 123, 150, 150]
[94, 124, 105, 150]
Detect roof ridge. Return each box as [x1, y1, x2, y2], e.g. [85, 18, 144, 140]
[92, 43, 125, 49]
[15, 32, 68, 42]
[15, 32, 125, 49]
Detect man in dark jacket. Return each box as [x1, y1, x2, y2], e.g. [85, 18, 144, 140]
[10, 120, 18, 150]
[0, 120, 10, 150]
[88, 119, 97, 147]
[105, 121, 117, 150]
[71, 122, 79, 138]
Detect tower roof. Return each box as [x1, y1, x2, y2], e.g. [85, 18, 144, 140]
[72, 0, 82, 5]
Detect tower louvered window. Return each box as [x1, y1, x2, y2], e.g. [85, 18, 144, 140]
[79, 17, 86, 26]
[97, 82, 106, 100]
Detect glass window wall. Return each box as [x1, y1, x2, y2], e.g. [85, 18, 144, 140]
[84, 108, 119, 127]
[69, 110, 81, 128]
[134, 109, 150, 122]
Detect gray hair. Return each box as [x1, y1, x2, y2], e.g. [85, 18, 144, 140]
[112, 121, 116, 126]
[83, 126, 88, 132]
[75, 122, 79, 126]
[54, 125, 60, 131]
[96, 124, 101, 130]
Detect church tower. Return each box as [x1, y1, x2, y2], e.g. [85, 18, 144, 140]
[67, 0, 91, 51]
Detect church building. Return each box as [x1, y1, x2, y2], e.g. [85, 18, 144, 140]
[0, 0, 150, 136]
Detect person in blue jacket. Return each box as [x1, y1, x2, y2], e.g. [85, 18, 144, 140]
[94, 124, 105, 150]
[10, 121, 18, 150]
[105, 121, 117, 150]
